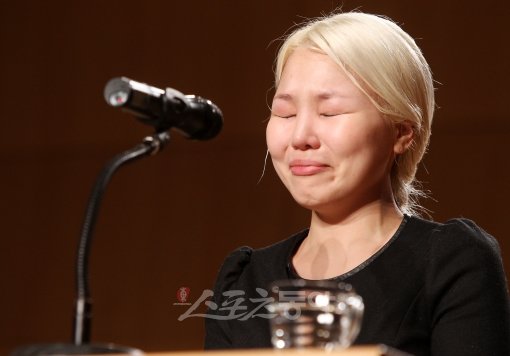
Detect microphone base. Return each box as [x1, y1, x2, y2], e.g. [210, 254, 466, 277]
[10, 342, 143, 355]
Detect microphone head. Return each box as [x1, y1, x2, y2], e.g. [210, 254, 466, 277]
[103, 77, 223, 140]
[104, 77, 131, 107]
[104, 77, 165, 124]
[174, 95, 223, 140]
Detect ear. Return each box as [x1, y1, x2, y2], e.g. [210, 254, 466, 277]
[393, 121, 414, 154]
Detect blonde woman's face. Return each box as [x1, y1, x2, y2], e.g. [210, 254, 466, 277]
[266, 48, 399, 216]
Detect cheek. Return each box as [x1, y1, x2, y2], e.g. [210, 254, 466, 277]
[266, 118, 287, 158]
[320, 122, 363, 156]
[335, 117, 394, 154]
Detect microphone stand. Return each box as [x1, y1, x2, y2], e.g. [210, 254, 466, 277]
[12, 131, 170, 356]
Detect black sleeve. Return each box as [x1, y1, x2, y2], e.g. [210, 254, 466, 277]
[204, 246, 253, 350]
[428, 219, 510, 356]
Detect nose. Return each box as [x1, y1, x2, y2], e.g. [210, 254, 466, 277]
[291, 112, 320, 150]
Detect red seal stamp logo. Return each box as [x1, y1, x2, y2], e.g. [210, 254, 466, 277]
[177, 287, 191, 303]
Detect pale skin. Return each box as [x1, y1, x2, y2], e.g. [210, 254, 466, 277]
[266, 48, 414, 280]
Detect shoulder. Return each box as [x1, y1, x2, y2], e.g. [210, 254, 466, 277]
[400, 216, 506, 293]
[211, 229, 308, 294]
[406, 215, 501, 255]
[416, 217, 508, 310]
[429, 218, 506, 290]
[213, 246, 253, 289]
[416, 218, 510, 354]
[426, 217, 502, 260]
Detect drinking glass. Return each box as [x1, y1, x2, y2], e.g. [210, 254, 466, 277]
[267, 279, 364, 350]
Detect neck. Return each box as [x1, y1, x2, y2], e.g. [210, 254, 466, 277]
[291, 200, 405, 280]
[308, 199, 404, 250]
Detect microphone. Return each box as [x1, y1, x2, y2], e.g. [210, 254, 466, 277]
[104, 77, 223, 140]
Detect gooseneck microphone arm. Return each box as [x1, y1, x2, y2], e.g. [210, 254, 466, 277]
[73, 131, 170, 345]
[11, 77, 222, 355]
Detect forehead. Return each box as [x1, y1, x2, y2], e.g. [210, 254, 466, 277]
[275, 48, 365, 101]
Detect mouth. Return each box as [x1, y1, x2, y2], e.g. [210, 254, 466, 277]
[289, 160, 329, 176]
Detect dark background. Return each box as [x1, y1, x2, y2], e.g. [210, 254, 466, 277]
[1, 0, 509, 353]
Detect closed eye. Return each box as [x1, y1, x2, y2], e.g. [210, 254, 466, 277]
[320, 112, 351, 117]
[272, 113, 296, 119]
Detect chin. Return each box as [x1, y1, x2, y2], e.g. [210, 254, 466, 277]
[290, 193, 326, 211]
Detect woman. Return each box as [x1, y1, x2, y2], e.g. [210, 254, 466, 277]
[205, 12, 510, 355]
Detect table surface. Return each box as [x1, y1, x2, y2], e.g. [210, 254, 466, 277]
[143, 345, 409, 356]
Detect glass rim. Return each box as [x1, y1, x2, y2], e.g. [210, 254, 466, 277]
[269, 278, 355, 294]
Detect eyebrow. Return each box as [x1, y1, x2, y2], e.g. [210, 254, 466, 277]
[273, 93, 292, 101]
[273, 90, 346, 101]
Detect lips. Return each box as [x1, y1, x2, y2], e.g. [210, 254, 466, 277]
[289, 160, 329, 176]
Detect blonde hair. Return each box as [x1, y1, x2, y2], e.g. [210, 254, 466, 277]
[274, 12, 435, 215]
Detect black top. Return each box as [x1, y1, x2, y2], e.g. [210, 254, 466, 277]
[204, 216, 510, 355]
